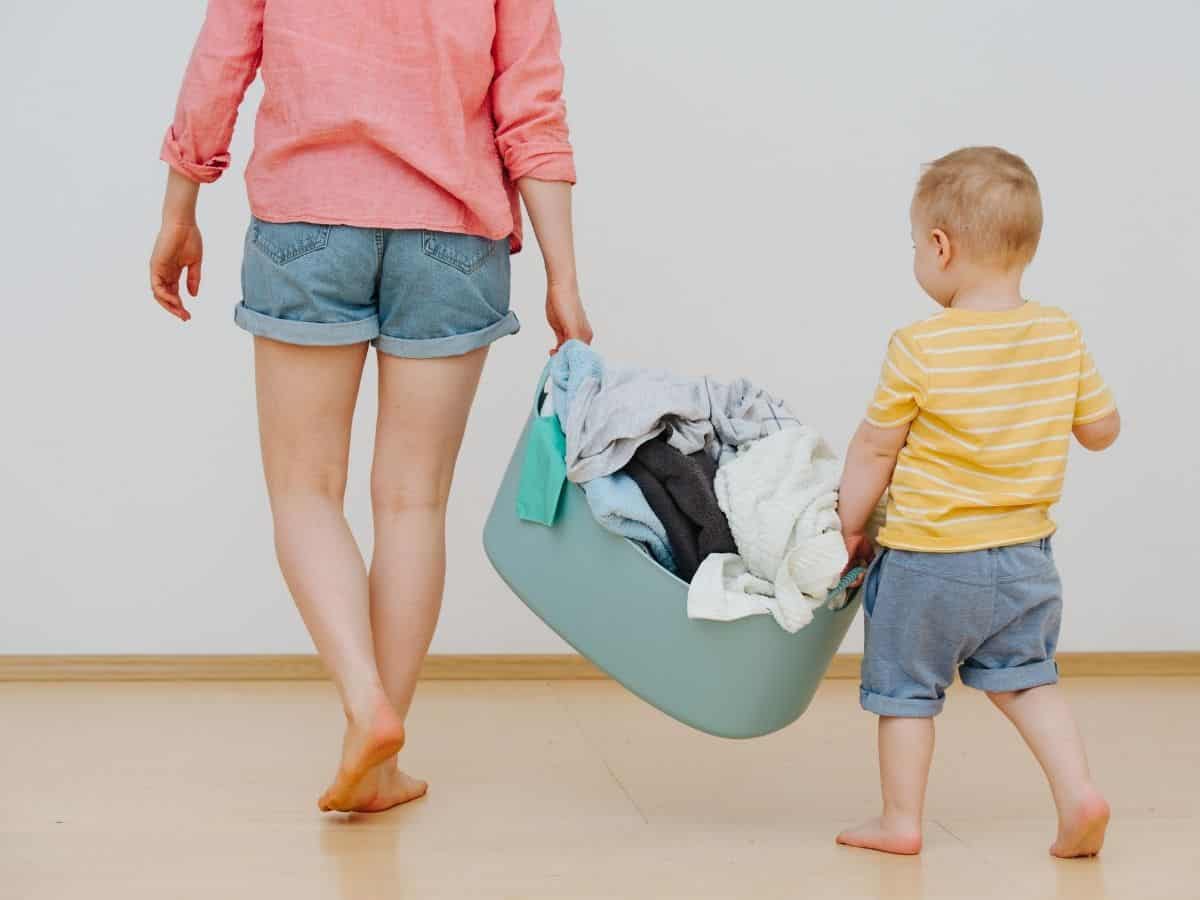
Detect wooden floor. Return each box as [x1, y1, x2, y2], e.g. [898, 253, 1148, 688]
[4, 677, 1197, 899]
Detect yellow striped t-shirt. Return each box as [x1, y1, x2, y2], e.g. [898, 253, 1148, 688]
[867, 302, 1115, 552]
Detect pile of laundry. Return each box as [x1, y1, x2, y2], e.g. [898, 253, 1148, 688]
[518, 341, 855, 634]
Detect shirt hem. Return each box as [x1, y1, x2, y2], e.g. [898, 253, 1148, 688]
[877, 524, 1057, 554]
[247, 207, 514, 242]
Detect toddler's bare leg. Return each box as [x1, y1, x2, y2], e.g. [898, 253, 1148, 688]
[988, 685, 1109, 857]
[837, 716, 932, 855]
[253, 338, 405, 813]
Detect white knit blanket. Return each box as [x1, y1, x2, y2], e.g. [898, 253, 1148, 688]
[687, 427, 848, 633]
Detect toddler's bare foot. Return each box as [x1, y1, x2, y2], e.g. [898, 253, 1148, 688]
[318, 699, 406, 812]
[836, 816, 923, 855]
[1050, 787, 1110, 858]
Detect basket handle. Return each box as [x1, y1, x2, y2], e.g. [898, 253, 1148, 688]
[533, 359, 554, 416]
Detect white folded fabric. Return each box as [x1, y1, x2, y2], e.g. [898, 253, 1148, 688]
[687, 427, 849, 633]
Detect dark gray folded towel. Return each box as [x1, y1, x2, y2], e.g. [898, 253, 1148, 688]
[623, 431, 737, 582]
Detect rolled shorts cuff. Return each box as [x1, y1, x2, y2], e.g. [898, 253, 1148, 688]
[859, 687, 944, 718]
[960, 658, 1059, 693]
[373, 311, 520, 359]
[234, 303, 380, 346]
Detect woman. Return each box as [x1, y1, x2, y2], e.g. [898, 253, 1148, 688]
[149, 0, 591, 813]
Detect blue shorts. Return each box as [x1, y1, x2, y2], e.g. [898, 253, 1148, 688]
[860, 538, 1062, 718]
[235, 218, 519, 358]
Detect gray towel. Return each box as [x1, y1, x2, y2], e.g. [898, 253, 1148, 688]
[550, 340, 799, 484]
[624, 433, 737, 582]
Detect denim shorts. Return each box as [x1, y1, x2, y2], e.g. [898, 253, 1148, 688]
[860, 538, 1062, 718]
[235, 218, 519, 358]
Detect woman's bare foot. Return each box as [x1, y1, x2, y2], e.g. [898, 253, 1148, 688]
[836, 816, 923, 855]
[318, 699, 407, 812]
[326, 761, 429, 813]
[1050, 787, 1110, 858]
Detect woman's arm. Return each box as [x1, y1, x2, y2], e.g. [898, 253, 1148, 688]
[493, 0, 591, 351]
[517, 178, 592, 351]
[150, 170, 203, 321]
[161, 0, 265, 183]
[151, 0, 264, 319]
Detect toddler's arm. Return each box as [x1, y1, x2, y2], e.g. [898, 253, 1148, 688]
[840, 332, 927, 565]
[839, 421, 907, 564]
[1071, 330, 1119, 451]
[1073, 409, 1120, 451]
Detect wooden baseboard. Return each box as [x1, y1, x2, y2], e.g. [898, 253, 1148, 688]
[0, 652, 1196, 682]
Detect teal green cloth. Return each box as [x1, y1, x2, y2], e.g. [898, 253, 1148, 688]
[517, 415, 568, 526]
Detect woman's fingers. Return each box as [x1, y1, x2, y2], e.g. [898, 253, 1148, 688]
[186, 258, 202, 297]
[151, 267, 190, 321]
[150, 222, 202, 321]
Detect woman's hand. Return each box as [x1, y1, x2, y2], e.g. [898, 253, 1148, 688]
[150, 220, 203, 321]
[150, 168, 203, 321]
[514, 178, 592, 353]
[546, 278, 593, 354]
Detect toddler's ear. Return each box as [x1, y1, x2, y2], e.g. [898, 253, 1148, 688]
[932, 229, 953, 269]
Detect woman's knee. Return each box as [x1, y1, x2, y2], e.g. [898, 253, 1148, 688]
[371, 472, 452, 519]
[267, 459, 349, 508]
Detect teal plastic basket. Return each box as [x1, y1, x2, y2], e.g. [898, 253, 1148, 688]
[483, 365, 861, 739]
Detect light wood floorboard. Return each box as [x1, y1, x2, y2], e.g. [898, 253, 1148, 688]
[2, 651, 1197, 681]
[3, 677, 1196, 899]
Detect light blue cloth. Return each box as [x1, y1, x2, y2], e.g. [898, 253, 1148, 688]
[582, 473, 677, 573]
[550, 339, 604, 427]
[549, 343, 675, 572]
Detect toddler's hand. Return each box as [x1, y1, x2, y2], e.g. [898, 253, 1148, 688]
[150, 220, 204, 322]
[545, 279, 593, 355]
[842, 531, 875, 589]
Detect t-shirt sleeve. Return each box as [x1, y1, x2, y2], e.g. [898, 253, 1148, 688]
[865, 331, 926, 428]
[1073, 341, 1116, 425]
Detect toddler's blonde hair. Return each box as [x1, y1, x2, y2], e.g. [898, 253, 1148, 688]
[914, 146, 1043, 269]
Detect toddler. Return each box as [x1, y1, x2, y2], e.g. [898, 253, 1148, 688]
[835, 147, 1119, 858]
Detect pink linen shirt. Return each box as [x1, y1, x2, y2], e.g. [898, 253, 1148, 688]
[162, 0, 575, 249]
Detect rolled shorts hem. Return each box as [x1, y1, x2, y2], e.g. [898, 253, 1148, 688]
[959, 658, 1059, 693]
[373, 311, 521, 359]
[234, 303, 380, 346]
[859, 687, 944, 718]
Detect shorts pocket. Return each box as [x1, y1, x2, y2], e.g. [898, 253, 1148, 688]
[421, 230, 498, 275]
[863, 551, 887, 618]
[887, 547, 992, 586]
[251, 218, 333, 265]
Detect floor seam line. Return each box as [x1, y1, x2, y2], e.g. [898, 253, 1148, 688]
[551, 683, 650, 826]
[932, 818, 967, 845]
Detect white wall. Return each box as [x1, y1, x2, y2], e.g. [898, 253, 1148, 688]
[2, 1, 1197, 654]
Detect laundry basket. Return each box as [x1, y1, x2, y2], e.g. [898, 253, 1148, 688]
[483, 364, 862, 739]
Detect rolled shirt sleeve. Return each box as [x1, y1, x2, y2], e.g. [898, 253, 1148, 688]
[491, 0, 576, 183]
[866, 332, 927, 428]
[160, 0, 264, 184]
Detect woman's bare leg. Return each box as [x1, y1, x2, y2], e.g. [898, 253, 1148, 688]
[253, 337, 405, 812]
[353, 347, 488, 805]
